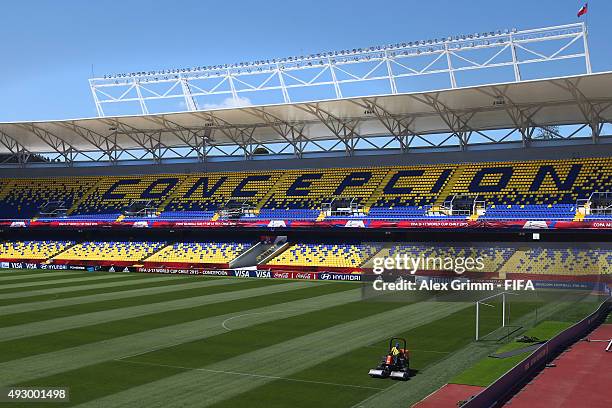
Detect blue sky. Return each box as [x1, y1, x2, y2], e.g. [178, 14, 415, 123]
[0, 0, 609, 122]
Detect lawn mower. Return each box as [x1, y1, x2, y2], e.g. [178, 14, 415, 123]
[368, 337, 410, 380]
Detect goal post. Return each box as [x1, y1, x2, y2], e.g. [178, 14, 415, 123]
[475, 291, 521, 341]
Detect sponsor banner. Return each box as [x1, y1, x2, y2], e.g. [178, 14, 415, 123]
[39, 264, 69, 270]
[106, 266, 134, 273]
[246, 270, 317, 280]
[67, 265, 86, 270]
[0, 262, 104, 272]
[532, 280, 608, 291]
[393, 220, 471, 229]
[252, 270, 272, 279]
[233, 270, 251, 278]
[14, 217, 612, 230]
[317, 272, 362, 281]
[150, 220, 242, 228]
[135, 267, 355, 282]
[294, 272, 317, 280]
[137, 267, 231, 276]
[0, 262, 28, 269]
[0, 263, 60, 270]
[234, 270, 274, 279]
[588, 221, 612, 229]
[555, 220, 612, 229]
[0, 262, 73, 270]
[29, 220, 111, 228]
[522, 220, 549, 229]
[267, 220, 287, 228]
[0, 262, 362, 281]
[272, 271, 293, 280]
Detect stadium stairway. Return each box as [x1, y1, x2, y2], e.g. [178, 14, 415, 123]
[433, 167, 465, 206]
[256, 241, 293, 265]
[229, 242, 271, 268]
[254, 173, 289, 215]
[155, 176, 193, 215]
[45, 241, 82, 263]
[138, 242, 172, 264]
[66, 177, 104, 216]
[361, 168, 394, 214]
[356, 242, 383, 268]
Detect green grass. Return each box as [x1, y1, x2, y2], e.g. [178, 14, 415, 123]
[0, 273, 206, 306]
[0, 269, 602, 408]
[451, 320, 572, 387]
[0, 278, 273, 327]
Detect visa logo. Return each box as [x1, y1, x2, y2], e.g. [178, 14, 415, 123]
[235, 270, 250, 278]
[255, 271, 272, 279]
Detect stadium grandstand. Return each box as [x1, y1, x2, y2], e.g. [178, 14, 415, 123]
[0, 17, 610, 408]
[0, 156, 611, 224]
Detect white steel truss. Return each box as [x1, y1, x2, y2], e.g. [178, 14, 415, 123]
[90, 23, 591, 117]
[3, 71, 612, 167]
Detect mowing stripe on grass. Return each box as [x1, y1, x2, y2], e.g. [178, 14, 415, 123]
[0, 281, 322, 342]
[0, 275, 178, 300]
[0, 279, 282, 329]
[118, 360, 385, 391]
[0, 279, 266, 328]
[0, 287, 362, 386]
[0, 278, 241, 316]
[0, 269, 50, 274]
[0, 275, 198, 306]
[0, 283, 346, 365]
[0, 273, 137, 291]
[76, 301, 469, 408]
[0, 271, 82, 282]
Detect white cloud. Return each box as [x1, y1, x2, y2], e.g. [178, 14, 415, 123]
[201, 95, 252, 110]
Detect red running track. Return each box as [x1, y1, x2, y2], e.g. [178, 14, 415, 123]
[412, 383, 484, 408]
[505, 324, 612, 408]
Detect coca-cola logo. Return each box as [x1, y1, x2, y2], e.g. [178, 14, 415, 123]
[295, 273, 314, 280]
[273, 272, 291, 279]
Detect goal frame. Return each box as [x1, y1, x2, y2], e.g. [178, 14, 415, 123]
[475, 291, 520, 341]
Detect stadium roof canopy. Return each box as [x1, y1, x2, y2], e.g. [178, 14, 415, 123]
[1, 71, 612, 165]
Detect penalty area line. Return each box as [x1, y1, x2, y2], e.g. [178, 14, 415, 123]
[115, 358, 385, 391]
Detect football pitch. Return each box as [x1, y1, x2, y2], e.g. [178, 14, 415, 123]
[0, 269, 599, 407]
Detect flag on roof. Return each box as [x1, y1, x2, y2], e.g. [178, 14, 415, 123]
[577, 3, 588, 17]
